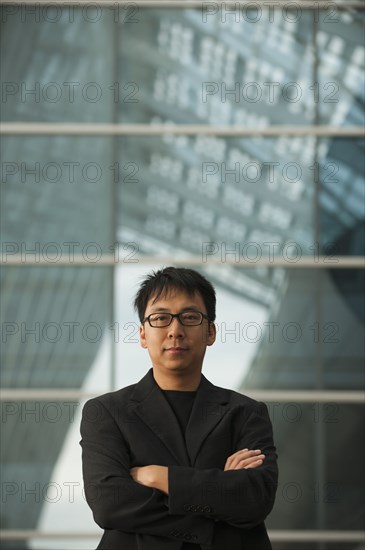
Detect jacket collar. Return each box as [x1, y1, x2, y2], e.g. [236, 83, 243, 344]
[130, 367, 230, 466]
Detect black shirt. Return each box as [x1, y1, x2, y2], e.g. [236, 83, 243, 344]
[161, 389, 201, 550]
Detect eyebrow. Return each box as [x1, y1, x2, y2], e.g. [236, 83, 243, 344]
[149, 306, 201, 313]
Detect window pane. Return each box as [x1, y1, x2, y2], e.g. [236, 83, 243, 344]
[242, 267, 364, 391]
[319, 138, 365, 256]
[267, 403, 364, 531]
[1, 267, 112, 390]
[318, 9, 365, 126]
[1, 398, 100, 545]
[116, 136, 316, 258]
[1, 137, 114, 253]
[1, 7, 114, 123]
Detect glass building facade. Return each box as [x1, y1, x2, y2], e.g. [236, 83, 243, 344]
[1, 3, 364, 549]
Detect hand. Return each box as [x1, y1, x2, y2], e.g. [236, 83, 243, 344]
[224, 448, 265, 471]
[130, 465, 169, 495]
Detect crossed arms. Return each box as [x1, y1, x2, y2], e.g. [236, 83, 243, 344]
[80, 397, 278, 544]
[130, 448, 267, 494]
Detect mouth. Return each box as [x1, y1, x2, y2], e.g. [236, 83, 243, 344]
[165, 347, 188, 353]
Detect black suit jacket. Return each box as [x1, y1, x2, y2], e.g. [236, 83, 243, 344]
[80, 368, 278, 550]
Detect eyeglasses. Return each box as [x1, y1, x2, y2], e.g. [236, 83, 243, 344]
[142, 310, 210, 328]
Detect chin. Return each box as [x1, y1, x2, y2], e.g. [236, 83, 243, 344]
[164, 362, 189, 371]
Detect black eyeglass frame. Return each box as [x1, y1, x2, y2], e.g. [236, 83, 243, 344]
[142, 311, 211, 328]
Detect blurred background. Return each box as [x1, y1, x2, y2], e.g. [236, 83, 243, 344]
[1, 1, 364, 549]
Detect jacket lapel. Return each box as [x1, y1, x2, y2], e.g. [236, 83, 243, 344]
[132, 368, 190, 465]
[185, 373, 230, 465]
[130, 368, 230, 466]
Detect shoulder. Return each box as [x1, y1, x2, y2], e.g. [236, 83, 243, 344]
[81, 382, 138, 421]
[207, 378, 268, 418]
[209, 377, 262, 405]
[94, 382, 137, 404]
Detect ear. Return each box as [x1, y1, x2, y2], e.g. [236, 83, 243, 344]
[207, 322, 216, 346]
[140, 324, 148, 349]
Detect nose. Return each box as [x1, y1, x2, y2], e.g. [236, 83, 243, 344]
[167, 316, 185, 338]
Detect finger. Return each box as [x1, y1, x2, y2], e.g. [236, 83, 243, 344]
[225, 450, 255, 468]
[225, 455, 246, 470]
[225, 454, 265, 471]
[244, 459, 264, 469]
[224, 448, 248, 468]
[233, 449, 263, 460]
[236, 455, 265, 468]
[225, 450, 264, 470]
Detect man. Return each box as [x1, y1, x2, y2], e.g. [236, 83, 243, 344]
[80, 267, 278, 550]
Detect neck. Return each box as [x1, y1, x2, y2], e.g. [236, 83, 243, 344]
[153, 368, 201, 391]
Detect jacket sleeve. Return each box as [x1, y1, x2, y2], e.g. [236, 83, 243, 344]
[167, 401, 278, 529]
[80, 397, 214, 545]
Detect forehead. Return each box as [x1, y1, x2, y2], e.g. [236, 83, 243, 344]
[145, 289, 206, 313]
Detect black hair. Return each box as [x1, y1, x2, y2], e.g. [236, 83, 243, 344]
[133, 266, 216, 323]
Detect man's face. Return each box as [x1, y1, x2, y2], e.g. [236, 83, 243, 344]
[139, 289, 216, 376]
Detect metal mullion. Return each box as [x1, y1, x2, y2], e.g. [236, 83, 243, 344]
[109, 18, 119, 393]
[1, 255, 364, 266]
[1, 529, 364, 541]
[269, 530, 365, 542]
[3, 0, 365, 7]
[311, 11, 325, 539]
[1, 389, 364, 401]
[1, 123, 364, 136]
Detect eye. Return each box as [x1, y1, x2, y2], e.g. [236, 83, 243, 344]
[181, 312, 200, 321]
[151, 314, 170, 322]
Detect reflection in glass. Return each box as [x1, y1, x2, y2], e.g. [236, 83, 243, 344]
[116, 136, 316, 265]
[266, 403, 364, 531]
[119, 8, 315, 125]
[0, 267, 112, 390]
[1, 400, 83, 531]
[3, 8, 364, 127]
[1, 7, 115, 123]
[319, 138, 365, 255]
[243, 268, 364, 390]
[1, 137, 114, 252]
[318, 10, 365, 127]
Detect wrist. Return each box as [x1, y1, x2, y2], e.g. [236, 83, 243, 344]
[156, 465, 169, 495]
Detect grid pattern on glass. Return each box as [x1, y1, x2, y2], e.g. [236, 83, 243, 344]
[1, 2, 364, 547]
